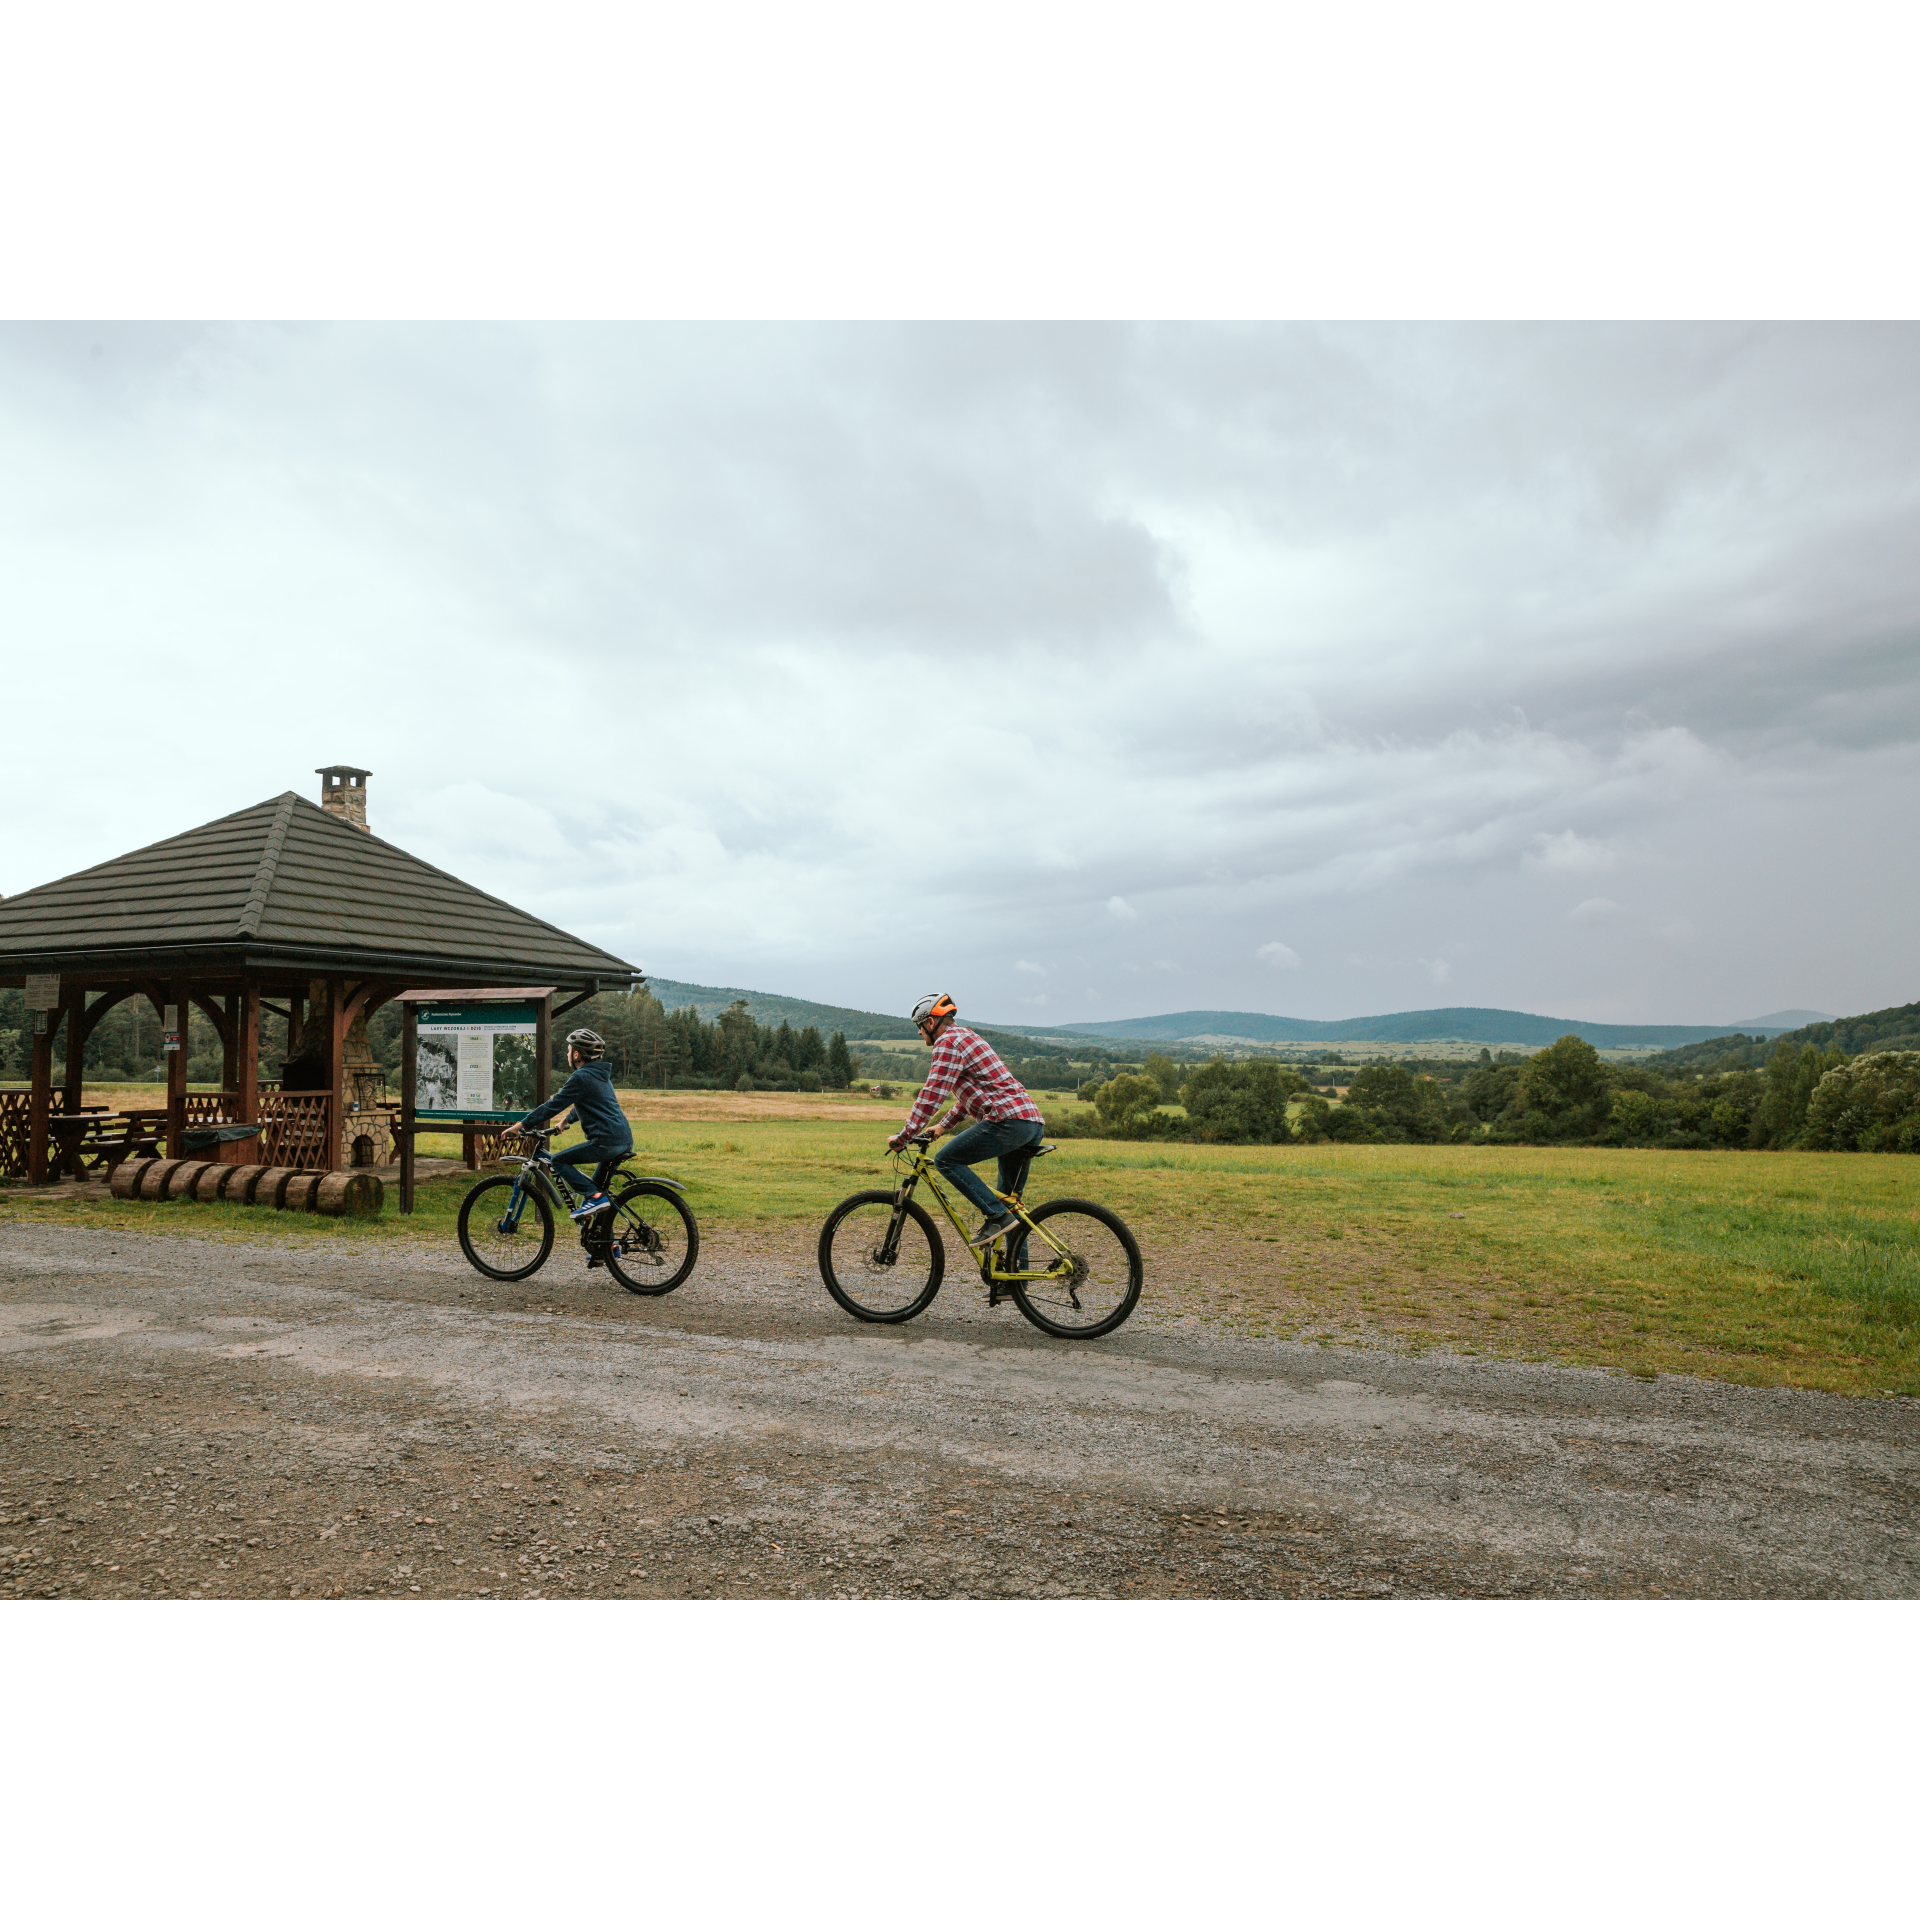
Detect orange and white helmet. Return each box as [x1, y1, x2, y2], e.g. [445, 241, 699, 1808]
[910, 993, 958, 1030]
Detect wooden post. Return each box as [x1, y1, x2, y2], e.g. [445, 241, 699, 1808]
[220, 992, 239, 1099]
[61, 985, 85, 1114]
[164, 987, 188, 1158]
[325, 978, 346, 1173]
[236, 982, 261, 1146]
[535, 993, 551, 1110]
[400, 1000, 417, 1215]
[27, 1018, 54, 1186]
[287, 990, 304, 1059]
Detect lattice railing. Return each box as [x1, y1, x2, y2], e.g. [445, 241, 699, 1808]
[0, 1090, 28, 1181]
[258, 1091, 332, 1171]
[180, 1092, 239, 1128]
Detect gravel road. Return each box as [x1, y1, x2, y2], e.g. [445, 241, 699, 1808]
[2, 1219, 1914, 1600]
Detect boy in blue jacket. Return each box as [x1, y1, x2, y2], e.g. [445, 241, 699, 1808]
[502, 1027, 633, 1221]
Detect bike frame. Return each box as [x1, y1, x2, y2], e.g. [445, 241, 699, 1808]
[497, 1127, 686, 1231]
[889, 1135, 1075, 1288]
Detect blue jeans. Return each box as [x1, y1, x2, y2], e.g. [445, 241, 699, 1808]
[935, 1118, 1044, 1220]
[550, 1139, 626, 1200]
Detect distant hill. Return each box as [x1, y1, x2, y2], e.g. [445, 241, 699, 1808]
[1730, 1009, 1832, 1030]
[646, 978, 1075, 1060]
[999, 1006, 1790, 1050]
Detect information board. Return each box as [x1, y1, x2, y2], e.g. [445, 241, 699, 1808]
[414, 1003, 540, 1120]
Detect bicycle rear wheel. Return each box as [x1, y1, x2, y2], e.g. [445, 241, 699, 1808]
[818, 1189, 945, 1323]
[457, 1176, 555, 1282]
[1005, 1198, 1142, 1339]
[603, 1177, 699, 1296]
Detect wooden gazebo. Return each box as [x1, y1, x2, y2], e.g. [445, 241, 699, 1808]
[0, 780, 641, 1186]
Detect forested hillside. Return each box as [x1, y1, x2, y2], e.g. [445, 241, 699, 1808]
[646, 978, 917, 1041]
[1643, 1000, 1920, 1074]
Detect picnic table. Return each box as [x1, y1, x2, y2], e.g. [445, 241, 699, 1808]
[45, 1108, 166, 1182]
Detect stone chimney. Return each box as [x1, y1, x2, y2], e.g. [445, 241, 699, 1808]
[317, 765, 371, 831]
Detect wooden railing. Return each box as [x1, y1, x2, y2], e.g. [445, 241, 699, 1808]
[0, 1090, 28, 1181]
[5, 1088, 335, 1180]
[181, 1092, 239, 1128]
[257, 1090, 332, 1170]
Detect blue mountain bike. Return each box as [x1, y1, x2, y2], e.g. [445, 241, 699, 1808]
[455, 1123, 698, 1296]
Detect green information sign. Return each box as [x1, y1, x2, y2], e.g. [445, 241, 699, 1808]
[414, 1002, 540, 1121]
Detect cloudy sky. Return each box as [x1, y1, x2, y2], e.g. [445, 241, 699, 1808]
[3, 322, 1915, 1027]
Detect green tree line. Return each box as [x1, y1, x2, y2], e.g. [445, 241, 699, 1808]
[1052, 1036, 1920, 1154]
[0, 986, 857, 1096]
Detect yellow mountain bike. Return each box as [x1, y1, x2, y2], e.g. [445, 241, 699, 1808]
[817, 1132, 1142, 1339]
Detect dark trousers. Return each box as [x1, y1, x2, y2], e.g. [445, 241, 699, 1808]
[550, 1139, 626, 1199]
[935, 1118, 1044, 1217]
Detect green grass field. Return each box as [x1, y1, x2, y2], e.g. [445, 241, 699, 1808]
[8, 1086, 1915, 1397]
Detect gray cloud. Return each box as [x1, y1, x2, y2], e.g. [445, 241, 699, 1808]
[3, 323, 1915, 1026]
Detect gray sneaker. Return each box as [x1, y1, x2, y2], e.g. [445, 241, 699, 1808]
[968, 1211, 1019, 1248]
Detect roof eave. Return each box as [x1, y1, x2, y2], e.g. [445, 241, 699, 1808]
[0, 938, 643, 992]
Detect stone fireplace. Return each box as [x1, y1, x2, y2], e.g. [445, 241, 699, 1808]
[311, 764, 389, 1165]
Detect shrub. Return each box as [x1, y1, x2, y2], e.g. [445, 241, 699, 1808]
[734, 1072, 756, 1093]
[1801, 1051, 1920, 1152]
[1095, 1072, 1163, 1129]
[797, 1070, 822, 1093]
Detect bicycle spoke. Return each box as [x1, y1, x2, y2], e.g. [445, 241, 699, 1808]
[1005, 1199, 1142, 1338]
[819, 1192, 944, 1323]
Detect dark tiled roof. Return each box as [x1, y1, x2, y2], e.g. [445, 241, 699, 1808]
[0, 793, 642, 988]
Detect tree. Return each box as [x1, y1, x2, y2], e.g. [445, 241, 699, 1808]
[826, 1031, 854, 1089]
[1343, 1061, 1449, 1143]
[1095, 1072, 1163, 1130]
[1755, 1041, 1848, 1148]
[1522, 1035, 1609, 1119]
[1180, 1057, 1306, 1144]
[1142, 1053, 1184, 1103]
[717, 999, 757, 1080]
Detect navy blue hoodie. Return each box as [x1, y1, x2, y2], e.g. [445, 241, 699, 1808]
[521, 1058, 633, 1150]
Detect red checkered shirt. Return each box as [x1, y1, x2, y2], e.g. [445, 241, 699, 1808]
[896, 1025, 1042, 1138]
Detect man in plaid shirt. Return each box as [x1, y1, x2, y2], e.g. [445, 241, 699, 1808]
[890, 993, 1045, 1246]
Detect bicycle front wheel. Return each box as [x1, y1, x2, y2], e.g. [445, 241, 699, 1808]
[818, 1189, 945, 1323]
[1005, 1198, 1142, 1339]
[604, 1178, 699, 1296]
[458, 1176, 554, 1282]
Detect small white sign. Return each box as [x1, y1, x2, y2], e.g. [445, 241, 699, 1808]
[24, 974, 59, 1012]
